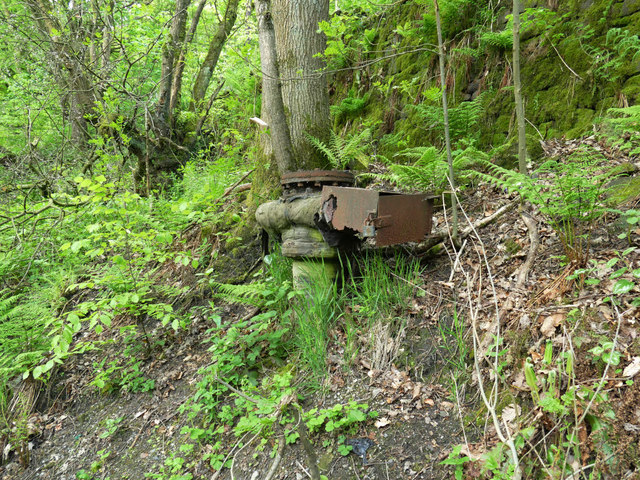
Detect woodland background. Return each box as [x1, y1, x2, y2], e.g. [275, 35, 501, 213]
[1, 0, 640, 479]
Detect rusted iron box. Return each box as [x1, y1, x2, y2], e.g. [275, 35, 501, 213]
[320, 186, 434, 247]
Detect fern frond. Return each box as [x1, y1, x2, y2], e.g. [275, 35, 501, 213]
[479, 29, 513, 52]
[306, 133, 339, 167]
[0, 291, 51, 375]
[307, 129, 371, 169]
[396, 146, 439, 164]
[212, 282, 271, 306]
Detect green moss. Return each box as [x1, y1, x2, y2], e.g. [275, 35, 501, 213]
[596, 96, 617, 114]
[611, 7, 640, 27]
[504, 238, 522, 255]
[566, 108, 596, 138]
[621, 74, 640, 103]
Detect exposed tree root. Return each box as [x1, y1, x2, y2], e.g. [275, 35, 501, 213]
[515, 206, 540, 289]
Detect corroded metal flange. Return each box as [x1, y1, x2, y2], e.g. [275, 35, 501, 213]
[281, 169, 355, 199]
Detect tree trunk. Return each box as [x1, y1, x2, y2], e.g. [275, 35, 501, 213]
[257, 0, 295, 174]
[271, 0, 331, 170]
[157, 0, 191, 132]
[169, 0, 207, 125]
[513, 0, 538, 291]
[26, 0, 97, 146]
[513, 0, 527, 174]
[101, 0, 114, 76]
[191, 0, 240, 110]
[434, 0, 458, 240]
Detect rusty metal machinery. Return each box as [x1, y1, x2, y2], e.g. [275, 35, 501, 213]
[255, 169, 434, 289]
[280, 170, 355, 199]
[319, 186, 434, 247]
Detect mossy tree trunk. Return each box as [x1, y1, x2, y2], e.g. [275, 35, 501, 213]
[191, 0, 240, 112]
[21, 0, 240, 190]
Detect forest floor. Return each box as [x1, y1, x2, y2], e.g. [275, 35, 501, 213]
[2, 138, 640, 480]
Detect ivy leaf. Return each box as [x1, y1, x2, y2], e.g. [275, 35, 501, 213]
[613, 279, 634, 295]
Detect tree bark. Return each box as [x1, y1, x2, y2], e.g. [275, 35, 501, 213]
[513, 0, 527, 174]
[169, 0, 207, 125]
[26, 0, 97, 145]
[191, 0, 240, 110]
[257, 0, 295, 174]
[271, 0, 331, 170]
[157, 0, 191, 130]
[434, 0, 458, 240]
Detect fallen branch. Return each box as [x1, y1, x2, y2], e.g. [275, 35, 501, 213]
[223, 169, 255, 197]
[213, 375, 262, 404]
[223, 182, 251, 196]
[264, 439, 285, 480]
[416, 200, 517, 253]
[294, 407, 321, 480]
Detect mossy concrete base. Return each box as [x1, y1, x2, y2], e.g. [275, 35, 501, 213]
[292, 259, 338, 291]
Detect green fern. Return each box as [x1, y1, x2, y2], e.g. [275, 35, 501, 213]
[307, 129, 371, 170]
[479, 29, 513, 52]
[601, 105, 640, 154]
[584, 28, 640, 84]
[603, 105, 640, 132]
[606, 28, 640, 62]
[373, 146, 487, 193]
[0, 291, 51, 379]
[413, 93, 487, 146]
[211, 282, 273, 306]
[472, 149, 622, 264]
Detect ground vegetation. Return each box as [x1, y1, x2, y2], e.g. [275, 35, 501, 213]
[1, 1, 640, 479]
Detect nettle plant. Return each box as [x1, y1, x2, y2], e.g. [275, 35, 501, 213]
[474, 147, 622, 266]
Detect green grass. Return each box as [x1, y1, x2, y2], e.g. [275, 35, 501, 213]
[346, 252, 421, 326]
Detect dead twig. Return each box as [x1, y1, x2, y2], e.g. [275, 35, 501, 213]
[213, 375, 262, 404]
[211, 431, 254, 480]
[453, 194, 522, 479]
[546, 34, 583, 81]
[228, 432, 261, 480]
[577, 301, 623, 426]
[416, 200, 517, 253]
